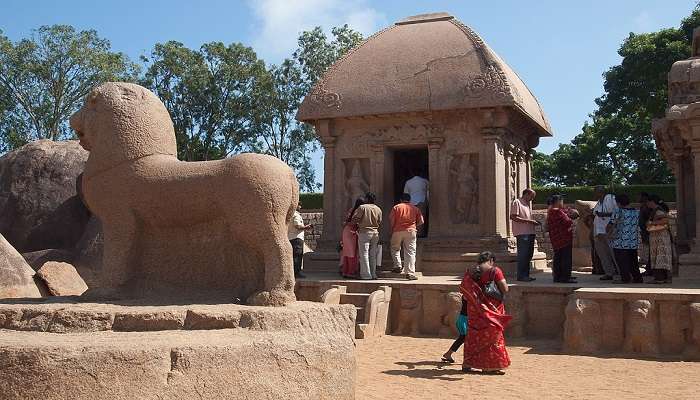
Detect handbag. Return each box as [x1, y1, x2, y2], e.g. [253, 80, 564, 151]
[483, 268, 504, 302]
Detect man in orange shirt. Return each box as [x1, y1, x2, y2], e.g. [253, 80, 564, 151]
[389, 193, 424, 280]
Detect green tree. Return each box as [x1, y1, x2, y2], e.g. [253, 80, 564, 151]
[249, 59, 319, 191]
[0, 25, 138, 150]
[265, 25, 363, 191]
[293, 24, 364, 91]
[538, 6, 700, 185]
[141, 41, 267, 161]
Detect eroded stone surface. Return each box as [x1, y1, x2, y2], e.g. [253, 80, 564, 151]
[0, 301, 356, 334]
[0, 233, 42, 299]
[69, 83, 299, 306]
[0, 302, 356, 400]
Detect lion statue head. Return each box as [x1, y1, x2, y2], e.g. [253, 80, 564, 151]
[69, 82, 177, 175]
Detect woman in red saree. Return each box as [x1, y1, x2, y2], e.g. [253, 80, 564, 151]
[460, 251, 512, 374]
[340, 198, 364, 278]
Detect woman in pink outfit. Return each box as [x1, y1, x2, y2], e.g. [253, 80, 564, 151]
[340, 198, 363, 278]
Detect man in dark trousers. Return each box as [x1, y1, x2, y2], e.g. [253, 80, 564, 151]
[288, 203, 312, 278]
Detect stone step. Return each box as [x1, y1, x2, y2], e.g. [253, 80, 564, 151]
[339, 293, 370, 308]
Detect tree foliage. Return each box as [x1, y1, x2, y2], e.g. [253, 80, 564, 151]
[0, 23, 363, 192]
[0, 25, 138, 148]
[535, 6, 700, 186]
[140, 41, 267, 161]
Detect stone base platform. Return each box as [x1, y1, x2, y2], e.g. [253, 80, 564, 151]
[0, 300, 356, 400]
[297, 271, 700, 359]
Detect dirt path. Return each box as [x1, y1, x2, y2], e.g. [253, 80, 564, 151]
[356, 336, 700, 400]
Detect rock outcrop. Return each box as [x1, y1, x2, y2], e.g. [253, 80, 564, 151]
[0, 234, 42, 298]
[0, 140, 89, 252]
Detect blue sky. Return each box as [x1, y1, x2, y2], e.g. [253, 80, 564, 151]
[1, 0, 696, 188]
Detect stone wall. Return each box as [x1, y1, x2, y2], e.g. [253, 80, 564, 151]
[296, 280, 700, 360]
[301, 212, 324, 250]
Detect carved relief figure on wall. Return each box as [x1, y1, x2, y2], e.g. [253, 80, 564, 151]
[509, 157, 518, 204]
[345, 159, 369, 206]
[449, 154, 479, 224]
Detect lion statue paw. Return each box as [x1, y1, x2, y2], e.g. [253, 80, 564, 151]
[247, 290, 296, 307]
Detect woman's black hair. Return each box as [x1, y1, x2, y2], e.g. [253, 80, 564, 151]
[477, 251, 496, 264]
[616, 193, 630, 207]
[347, 197, 364, 223]
[648, 194, 669, 213]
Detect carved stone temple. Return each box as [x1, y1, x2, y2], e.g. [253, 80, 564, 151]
[653, 27, 700, 278]
[297, 13, 553, 275]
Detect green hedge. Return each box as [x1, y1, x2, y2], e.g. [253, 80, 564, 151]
[300, 185, 676, 210]
[300, 192, 323, 209]
[533, 184, 676, 204]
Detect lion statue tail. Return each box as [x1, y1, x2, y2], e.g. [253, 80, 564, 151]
[287, 169, 300, 225]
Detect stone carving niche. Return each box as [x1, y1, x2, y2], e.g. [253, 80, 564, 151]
[343, 158, 370, 208]
[448, 153, 479, 224]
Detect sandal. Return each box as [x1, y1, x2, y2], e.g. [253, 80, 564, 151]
[441, 355, 455, 363]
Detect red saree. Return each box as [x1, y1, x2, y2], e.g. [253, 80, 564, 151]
[460, 268, 512, 370]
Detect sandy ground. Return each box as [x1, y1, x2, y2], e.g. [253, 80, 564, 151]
[356, 336, 700, 400]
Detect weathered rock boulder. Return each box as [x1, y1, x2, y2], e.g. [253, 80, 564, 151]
[36, 261, 88, 296]
[0, 234, 42, 298]
[0, 140, 89, 252]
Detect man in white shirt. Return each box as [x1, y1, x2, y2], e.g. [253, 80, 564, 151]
[592, 186, 619, 281]
[403, 172, 429, 237]
[288, 203, 312, 278]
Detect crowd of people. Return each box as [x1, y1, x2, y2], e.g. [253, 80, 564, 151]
[542, 186, 675, 285]
[289, 184, 677, 375]
[336, 173, 428, 281]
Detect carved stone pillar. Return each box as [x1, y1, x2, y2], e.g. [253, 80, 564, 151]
[480, 128, 507, 237]
[320, 135, 338, 244]
[427, 136, 444, 237]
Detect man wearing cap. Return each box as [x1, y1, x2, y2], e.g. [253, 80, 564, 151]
[546, 194, 579, 283]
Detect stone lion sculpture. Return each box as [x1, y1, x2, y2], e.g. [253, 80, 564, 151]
[69, 82, 299, 306]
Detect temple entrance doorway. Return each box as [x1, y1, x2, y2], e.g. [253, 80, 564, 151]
[391, 147, 429, 237]
[392, 148, 429, 202]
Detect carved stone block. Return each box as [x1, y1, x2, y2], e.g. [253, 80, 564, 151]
[623, 300, 659, 355]
[563, 297, 602, 354]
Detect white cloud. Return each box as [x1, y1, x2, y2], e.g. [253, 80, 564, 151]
[247, 0, 386, 63]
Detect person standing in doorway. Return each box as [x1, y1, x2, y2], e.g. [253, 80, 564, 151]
[403, 171, 429, 237]
[593, 186, 619, 281]
[510, 188, 540, 282]
[288, 203, 313, 279]
[389, 193, 424, 280]
[352, 192, 383, 280]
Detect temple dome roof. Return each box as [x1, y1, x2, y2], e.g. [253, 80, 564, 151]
[297, 12, 552, 137]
